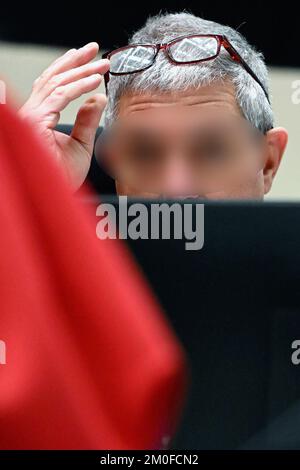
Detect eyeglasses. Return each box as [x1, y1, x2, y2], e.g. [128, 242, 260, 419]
[95, 115, 268, 195]
[102, 34, 270, 103]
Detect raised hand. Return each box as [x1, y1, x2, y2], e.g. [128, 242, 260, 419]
[19, 42, 110, 190]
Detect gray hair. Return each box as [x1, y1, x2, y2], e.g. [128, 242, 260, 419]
[104, 12, 274, 133]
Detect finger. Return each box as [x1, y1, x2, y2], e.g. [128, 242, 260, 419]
[50, 47, 77, 68]
[34, 58, 110, 104]
[42, 73, 103, 114]
[71, 93, 107, 154]
[32, 48, 78, 91]
[33, 42, 99, 92]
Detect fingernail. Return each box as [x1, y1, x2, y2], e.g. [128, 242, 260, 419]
[89, 73, 102, 81]
[95, 58, 110, 67]
[83, 42, 98, 50]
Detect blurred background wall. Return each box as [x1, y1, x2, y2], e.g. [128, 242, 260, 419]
[1, 2, 299, 199]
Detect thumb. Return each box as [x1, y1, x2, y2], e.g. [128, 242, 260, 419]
[71, 93, 107, 154]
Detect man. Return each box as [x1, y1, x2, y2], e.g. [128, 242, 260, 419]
[19, 12, 288, 198]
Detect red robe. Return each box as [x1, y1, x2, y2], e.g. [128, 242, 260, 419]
[0, 102, 187, 449]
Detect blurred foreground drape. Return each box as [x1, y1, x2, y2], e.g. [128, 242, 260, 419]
[0, 101, 187, 449]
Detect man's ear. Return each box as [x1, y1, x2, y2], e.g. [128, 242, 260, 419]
[263, 127, 288, 194]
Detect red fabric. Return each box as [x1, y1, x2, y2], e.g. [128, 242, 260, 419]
[0, 102, 187, 450]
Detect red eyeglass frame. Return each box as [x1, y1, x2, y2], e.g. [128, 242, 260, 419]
[102, 34, 270, 104]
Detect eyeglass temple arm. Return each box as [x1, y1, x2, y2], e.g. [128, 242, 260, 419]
[222, 38, 270, 104]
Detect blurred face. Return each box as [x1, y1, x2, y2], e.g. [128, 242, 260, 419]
[100, 83, 287, 199]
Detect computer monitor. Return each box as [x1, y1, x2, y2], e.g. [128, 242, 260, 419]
[88, 197, 300, 449]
